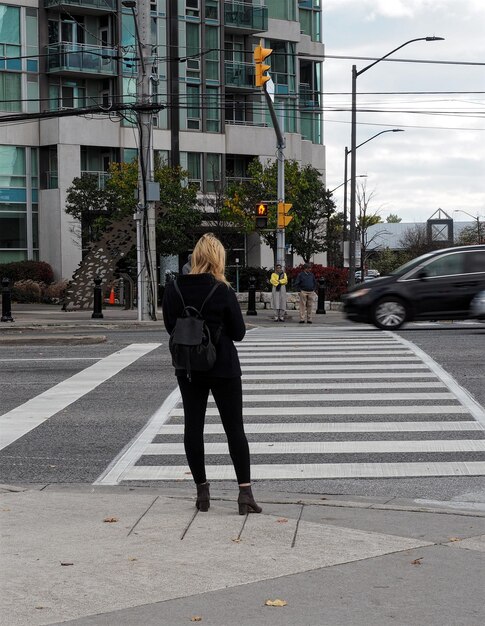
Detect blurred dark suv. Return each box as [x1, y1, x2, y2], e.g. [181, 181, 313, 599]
[342, 245, 485, 330]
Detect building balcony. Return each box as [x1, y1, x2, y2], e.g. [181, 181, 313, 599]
[224, 1, 268, 33]
[81, 171, 110, 190]
[224, 61, 254, 90]
[299, 83, 320, 109]
[46, 43, 117, 77]
[44, 0, 116, 15]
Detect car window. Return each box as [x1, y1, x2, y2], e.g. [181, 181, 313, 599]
[466, 251, 485, 273]
[422, 252, 466, 277]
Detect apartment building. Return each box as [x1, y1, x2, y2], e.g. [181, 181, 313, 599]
[0, 0, 325, 279]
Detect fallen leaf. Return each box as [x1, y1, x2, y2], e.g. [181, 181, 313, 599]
[1, 508, 10, 511]
[60, 562, 74, 566]
[103, 517, 118, 523]
[277, 518, 288, 524]
[35, 606, 45, 610]
[265, 599, 287, 607]
[411, 558, 423, 565]
[231, 537, 242, 543]
[190, 616, 202, 622]
[128, 557, 138, 561]
[448, 537, 461, 542]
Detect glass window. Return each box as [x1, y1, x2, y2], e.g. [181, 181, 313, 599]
[0, 72, 21, 112]
[422, 253, 466, 277]
[181, 152, 202, 189]
[27, 75, 39, 113]
[0, 5, 20, 45]
[205, 25, 219, 81]
[466, 251, 485, 273]
[206, 86, 220, 132]
[186, 22, 200, 78]
[267, 0, 296, 20]
[123, 148, 138, 162]
[0, 212, 27, 248]
[206, 153, 220, 192]
[0, 146, 26, 187]
[205, 0, 218, 20]
[186, 83, 200, 129]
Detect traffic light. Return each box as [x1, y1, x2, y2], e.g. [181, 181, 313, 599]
[277, 201, 293, 229]
[253, 39, 272, 88]
[255, 202, 268, 228]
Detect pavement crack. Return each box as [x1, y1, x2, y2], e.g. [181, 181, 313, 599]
[127, 495, 159, 536]
[180, 509, 198, 541]
[291, 503, 305, 548]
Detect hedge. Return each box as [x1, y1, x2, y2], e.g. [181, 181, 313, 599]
[0, 261, 54, 285]
[286, 264, 349, 301]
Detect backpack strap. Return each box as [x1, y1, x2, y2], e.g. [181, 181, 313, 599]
[173, 279, 220, 316]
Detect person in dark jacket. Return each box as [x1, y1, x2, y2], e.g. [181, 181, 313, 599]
[294, 263, 317, 323]
[162, 233, 262, 515]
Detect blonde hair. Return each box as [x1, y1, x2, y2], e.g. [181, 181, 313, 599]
[190, 233, 230, 285]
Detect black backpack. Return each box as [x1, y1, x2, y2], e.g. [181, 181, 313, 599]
[168, 280, 221, 379]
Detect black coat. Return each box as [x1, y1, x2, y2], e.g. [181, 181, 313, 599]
[162, 273, 246, 378]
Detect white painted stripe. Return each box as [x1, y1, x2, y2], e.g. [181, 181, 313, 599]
[390, 332, 485, 430]
[242, 364, 428, 371]
[237, 343, 401, 349]
[94, 386, 181, 486]
[241, 372, 438, 380]
[240, 356, 420, 363]
[207, 392, 454, 403]
[237, 350, 413, 357]
[171, 405, 468, 417]
[0, 357, 101, 362]
[158, 421, 482, 435]
[242, 382, 446, 390]
[121, 461, 485, 481]
[144, 439, 485, 455]
[0, 343, 161, 452]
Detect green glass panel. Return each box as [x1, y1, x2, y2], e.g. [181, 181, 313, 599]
[0, 146, 25, 179]
[0, 73, 21, 112]
[0, 6, 20, 45]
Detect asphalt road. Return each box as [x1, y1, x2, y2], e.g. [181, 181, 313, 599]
[0, 322, 484, 503]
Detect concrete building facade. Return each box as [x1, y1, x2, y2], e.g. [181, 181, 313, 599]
[0, 0, 325, 279]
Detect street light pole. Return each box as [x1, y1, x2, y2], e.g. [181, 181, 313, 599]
[348, 37, 444, 288]
[454, 209, 484, 244]
[123, 0, 159, 321]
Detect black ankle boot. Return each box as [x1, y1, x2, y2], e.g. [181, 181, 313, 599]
[238, 485, 262, 515]
[196, 482, 210, 512]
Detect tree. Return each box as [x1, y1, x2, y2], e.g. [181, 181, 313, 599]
[226, 158, 335, 263]
[65, 173, 109, 254]
[356, 181, 387, 275]
[399, 224, 437, 260]
[65, 158, 202, 259]
[372, 247, 406, 275]
[386, 213, 402, 223]
[455, 223, 483, 246]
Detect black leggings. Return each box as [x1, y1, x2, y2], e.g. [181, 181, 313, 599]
[177, 375, 251, 485]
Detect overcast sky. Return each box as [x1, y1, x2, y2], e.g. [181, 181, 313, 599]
[322, 0, 485, 224]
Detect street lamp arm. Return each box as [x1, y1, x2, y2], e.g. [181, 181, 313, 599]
[354, 129, 404, 153]
[356, 37, 444, 77]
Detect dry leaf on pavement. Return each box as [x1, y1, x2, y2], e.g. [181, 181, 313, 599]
[60, 562, 74, 566]
[231, 537, 242, 543]
[277, 518, 288, 523]
[411, 558, 423, 565]
[448, 537, 461, 542]
[190, 616, 202, 622]
[103, 517, 118, 523]
[265, 599, 288, 607]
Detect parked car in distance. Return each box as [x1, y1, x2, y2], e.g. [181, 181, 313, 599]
[342, 245, 485, 330]
[355, 269, 380, 283]
[470, 290, 485, 321]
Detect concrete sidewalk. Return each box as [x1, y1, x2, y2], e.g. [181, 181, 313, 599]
[1, 484, 484, 626]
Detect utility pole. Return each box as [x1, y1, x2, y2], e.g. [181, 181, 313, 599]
[123, 0, 159, 320]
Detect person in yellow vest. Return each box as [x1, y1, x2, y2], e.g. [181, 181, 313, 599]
[270, 263, 288, 322]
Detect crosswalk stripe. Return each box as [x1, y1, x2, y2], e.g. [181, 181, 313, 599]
[144, 440, 485, 455]
[171, 405, 468, 417]
[241, 363, 428, 370]
[239, 356, 420, 363]
[121, 461, 485, 481]
[237, 351, 414, 357]
[158, 421, 483, 435]
[242, 382, 446, 390]
[207, 392, 455, 403]
[241, 372, 438, 380]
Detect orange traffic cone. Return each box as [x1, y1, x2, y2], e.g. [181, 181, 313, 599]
[109, 287, 115, 305]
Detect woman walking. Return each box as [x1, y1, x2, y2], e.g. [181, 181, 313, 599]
[162, 233, 262, 515]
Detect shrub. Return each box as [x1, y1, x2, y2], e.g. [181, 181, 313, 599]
[226, 266, 270, 292]
[286, 264, 349, 301]
[43, 280, 68, 304]
[10, 280, 45, 303]
[0, 260, 54, 284]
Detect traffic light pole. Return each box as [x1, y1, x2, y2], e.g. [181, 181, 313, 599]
[263, 88, 286, 268]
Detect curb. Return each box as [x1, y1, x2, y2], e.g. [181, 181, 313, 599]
[0, 334, 107, 345]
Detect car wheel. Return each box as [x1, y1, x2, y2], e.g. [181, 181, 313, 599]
[372, 297, 408, 330]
